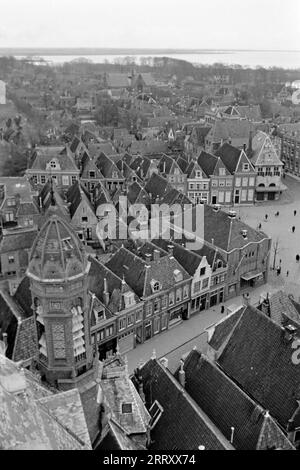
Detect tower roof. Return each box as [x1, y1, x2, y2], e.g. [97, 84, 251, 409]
[27, 215, 87, 281]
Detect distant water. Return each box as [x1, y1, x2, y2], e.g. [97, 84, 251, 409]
[12, 50, 300, 69]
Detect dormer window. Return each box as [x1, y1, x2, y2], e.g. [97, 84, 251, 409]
[123, 291, 136, 308]
[121, 403, 133, 414]
[112, 171, 118, 179]
[196, 170, 202, 178]
[50, 160, 57, 168]
[219, 168, 225, 176]
[243, 163, 250, 171]
[173, 269, 183, 283]
[151, 280, 161, 293]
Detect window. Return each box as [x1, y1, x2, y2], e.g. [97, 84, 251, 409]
[161, 295, 168, 309]
[127, 314, 134, 327]
[119, 317, 126, 331]
[196, 171, 202, 178]
[152, 281, 161, 292]
[50, 160, 57, 169]
[241, 190, 247, 201]
[7, 198, 15, 206]
[200, 267, 206, 276]
[50, 301, 61, 310]
[97, 330, 105, 342]
[112, 171, 118, 179]
[106, 325, 114, 337]
[169, 292, 175, 306]
[62, 175, 69, 186]
[51, 323, 65, 359]
[226, 180, 232, 186]
[211, 180, 217, 187]
[183, 285, 189, 299]
[189, 183, 194, 190]
[193, 281, 201, 293]
[242, 177, 248, 187]
[71, 176, 77, 184]
[248, 189, 254, 201]
[82, 216, 88, 222]
[121, 403, 133, 414]
[89, 171, 96, 178]
[176, 288, 182, 302]
[136, 309, 143, 322]
[153, 316, 160, 334]
[146, 303, 152, 317]
[249, 177, 255, 186]
[154, 299, 160, 313]
[32, 175, 38, 184]
[5, 212, 14, 222]
[8, 256, 15, 264]
[219, 179, 225, 187]
[7, 271, 16, 277]
[40, 175, 46, 184]
[161, 313, 168, 330]
[235, 177, 241, 187]
[219, 168, 225, 176]
[243, 163, 249, 171]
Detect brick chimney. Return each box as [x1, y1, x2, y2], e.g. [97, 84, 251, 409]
[153, 249, 160, 261]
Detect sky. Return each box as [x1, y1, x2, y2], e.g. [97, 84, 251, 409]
[1, 0, 300, 50]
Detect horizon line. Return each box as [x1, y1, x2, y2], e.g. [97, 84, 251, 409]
[0, 47, 300, 53]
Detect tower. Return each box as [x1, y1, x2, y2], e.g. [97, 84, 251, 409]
[27, 214, 94, 391]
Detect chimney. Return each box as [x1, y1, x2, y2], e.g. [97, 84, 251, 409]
[103, 277, 110, 306]
[2, 332, 8, 350]
[160, 357, 169, 368]
[230, 427, 235, 444]
[228, 210, 236, 219]
[145, 253, 152, 263]
[243, 143, 246, 151]
[153, 249, 160, 261]
[213, 204, 221, 212]
[167, 244, 174, 256]
[211, 238, 214, 246]
[178, 360, 186, 388]
[284, 324, 297, 342]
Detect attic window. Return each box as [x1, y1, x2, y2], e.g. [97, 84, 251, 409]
[243, 163, 250, 171]
[50, 160, 57, 169]
[149, 400, 164, 430]
[151, 280, 161, 293]
[112, 171, 118, 179]
[121, 403, 133, 414]
[173, 269, 183, 283]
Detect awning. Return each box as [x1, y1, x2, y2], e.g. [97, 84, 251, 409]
[241, 271, 263, 281]
[255, 183, 287, 193]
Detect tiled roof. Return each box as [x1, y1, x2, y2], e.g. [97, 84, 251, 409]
[207, 306, 245, 351]
[0, 354, 87, 449]
[208, 119, 251, 143]
[218, 306, 300, 428]
[203, 204, 267, 252]
[251, 131, 283, 166]
[215, 143, 242, 174]
[12, 316, 38, 363]
[268, 290, 300, 327]
[66, 180, 95, 218]
[95, 152, 124, 179]
[39, 389, 92, 449]
[0, 228, 38, 253]
[28, 146, 79, 172]
[144, 173, 172, 200]
[197, 151, 218, 176]
[139, 358, 233, 450]
[179, 350, 294, 450]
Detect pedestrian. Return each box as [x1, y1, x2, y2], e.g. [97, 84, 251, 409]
[221, 305, 225, 314]
[258, 223, 262, 230]
[292, 226, 296, 233]
[287, 270, 289, 277]
[265, 214, 268, 221]
[294, 210, 297, 216]
[277, 211, 280, 217]
[279, 259, 282, 264]
[296, 254, 300, 262]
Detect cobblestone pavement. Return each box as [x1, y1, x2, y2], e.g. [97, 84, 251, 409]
[125, 175, 300, 374]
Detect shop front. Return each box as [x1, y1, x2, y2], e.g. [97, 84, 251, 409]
[240, 271, 264, 289]
[168, 302, 189, 327]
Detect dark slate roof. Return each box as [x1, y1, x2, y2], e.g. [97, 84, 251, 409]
[217, 306, 300, 428]
[197, 151, 218, 176]
[144, 173, 172, 200]
[203, 204, 267, 252]
[106, 245, 190, 299]
[207, 306, 245, 351]
[139, 358, 232, 450]
[0, 228, 38, 253]
[179, 350, 294, 450]
[126, 181, 150, 205]
[215, 143, 242, 174]
[28, 147, 79, 172]
[152, 239, 202, 275]
[66, 180, 94, 218]
[95, 152, 124, 179]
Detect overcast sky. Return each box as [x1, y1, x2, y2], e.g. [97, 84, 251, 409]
[1, 0, 299, 50]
